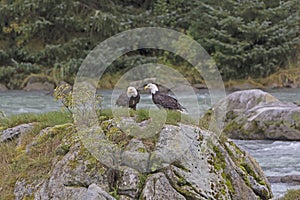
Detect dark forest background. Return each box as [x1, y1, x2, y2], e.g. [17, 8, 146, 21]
[0, 0, 299, 88]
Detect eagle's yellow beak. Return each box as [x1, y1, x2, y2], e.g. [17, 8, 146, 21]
[144, 85, 149, 90]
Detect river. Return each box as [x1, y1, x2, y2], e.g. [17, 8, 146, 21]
[0, 88, 300, 198]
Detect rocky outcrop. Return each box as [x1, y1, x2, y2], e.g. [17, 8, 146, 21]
[141, 172, 186, 199]
[34, 142, 110, 199]
[225, 102, 300, 140]
[214, 89, 279, 119]
[268, 175, 300, 185]
[0, 84, 8, 91]
[204, 89, 300, 140]
[82, 184, 116, 200]
[0, 123, 34, 142]
[10, 120, 272, 200]
[192, 83, 207, 90]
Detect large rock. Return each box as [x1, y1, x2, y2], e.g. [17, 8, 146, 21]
[141, 172, 186, 199]
[268, 175, 300, 184]
[34, 143, 110, 199]
[14, 179, 43, 200]
[0, 83, 8, 91]
[22, 74, 55, 91]
[12, 119, 272, 200]
[224, 102, 300, 140]
[214, 89, 279, 121]
[209, 89, 300, 140]
[1, 123, 34, 142]
[82, 184, 116, 200]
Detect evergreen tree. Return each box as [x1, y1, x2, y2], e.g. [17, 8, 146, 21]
[0, 0, 124, 87]
[0, 0, 298, 87]
[190, 0, 299, 79]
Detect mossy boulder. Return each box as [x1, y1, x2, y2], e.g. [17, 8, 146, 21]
[204, 89, 300, 140]
[0, 123, 34, 142]
[10, 119, 272, 199]
[209, 89, 300, 140]
[22, 74, 55, 91]
[214, 89, 279, 119]
[224, 102, 300, 140]
[200, 89, 279, 131]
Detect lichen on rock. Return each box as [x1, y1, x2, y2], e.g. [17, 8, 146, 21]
[2, 115, 272, 199]
[203, 89, 300, 140]
[1, 123, 34, 142]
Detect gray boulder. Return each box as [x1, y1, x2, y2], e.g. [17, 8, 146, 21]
[209, 89, 300, 140]
[0, 84, 8, 91]
[224, 102, 300, 140]
[214, 89, 279, 122]
[1, 123, 34, 142]
[34, 143, 109, 200]
[141, 172, 186, 199]
[12, 121, 272, 200]
[14, 179, 43, 200]
[82, 183, 116, 200]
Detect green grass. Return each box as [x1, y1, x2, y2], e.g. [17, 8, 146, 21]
[0, 111, 73, 199]
[0, 123, 76, 199]
[280, 189, 300, 200]
[0, 111, 72, 130]
[165, 110, 197, 126]
[135, 109, 150, 122]
[101, 108, 197, 126]
[0, 109, 197, 198]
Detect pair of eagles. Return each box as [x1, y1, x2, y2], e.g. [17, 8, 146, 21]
[116, 83, 186, 112]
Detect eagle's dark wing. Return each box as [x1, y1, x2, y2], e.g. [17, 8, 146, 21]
[129, 93, 140, 110]
[153, 92, 185, 111]
[116, 92, 129, 107]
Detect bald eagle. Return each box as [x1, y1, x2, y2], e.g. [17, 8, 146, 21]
[144, 83, 186, 112]
[116, 86, 140, 110]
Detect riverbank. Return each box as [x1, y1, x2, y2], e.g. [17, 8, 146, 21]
[225, 67, 300, 91]
[0, 67, 299, 92]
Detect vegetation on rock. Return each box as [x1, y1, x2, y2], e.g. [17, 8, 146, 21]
[0, 106, 273, 199]
[0, 111, 72, 199]
[201, 89, 300, 140]
[280, 189, 300, 200]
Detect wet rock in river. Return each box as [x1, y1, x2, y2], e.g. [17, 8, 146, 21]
[203, 89, 300, 140]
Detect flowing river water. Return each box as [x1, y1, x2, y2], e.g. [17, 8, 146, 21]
[0, 88, 300, 198]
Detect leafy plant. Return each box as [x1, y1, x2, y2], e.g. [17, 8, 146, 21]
[54, 83, 103, 118]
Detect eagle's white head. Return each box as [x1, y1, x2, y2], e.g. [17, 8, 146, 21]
[144, 83, 159, 94]
[127, 86, 138, 97]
